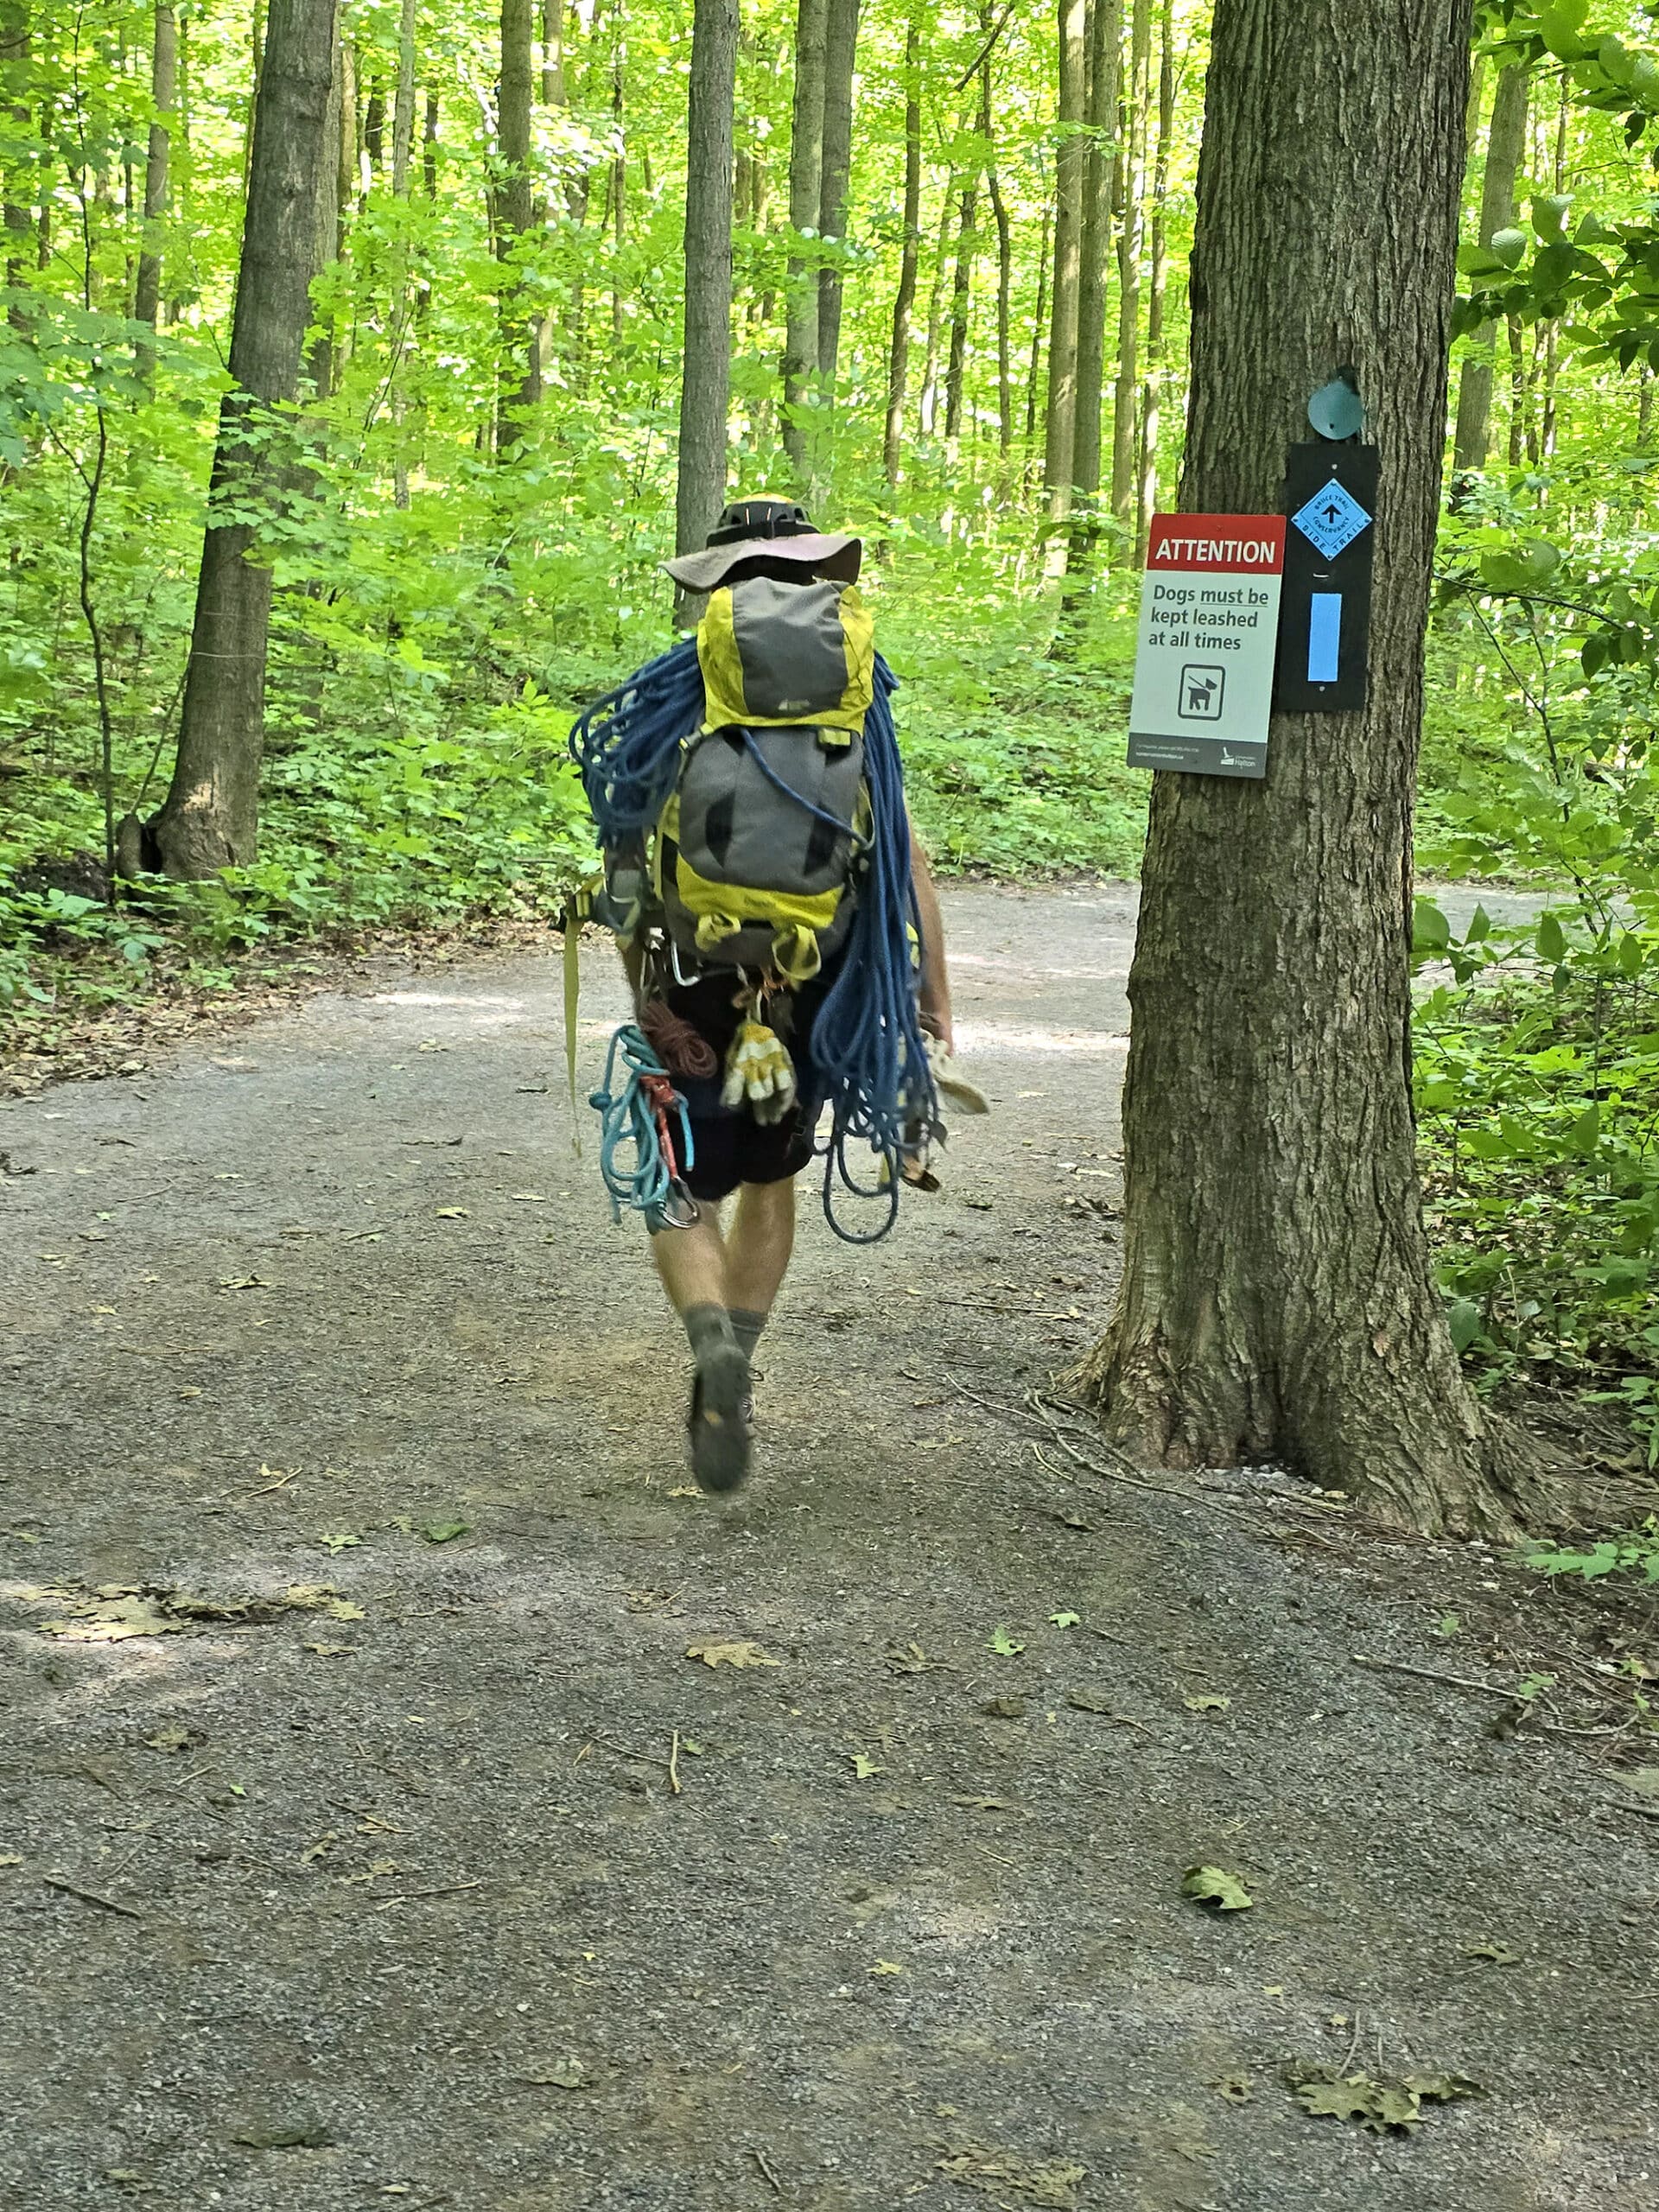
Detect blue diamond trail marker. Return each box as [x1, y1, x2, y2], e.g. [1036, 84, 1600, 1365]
[1291, 479, 1372, 563]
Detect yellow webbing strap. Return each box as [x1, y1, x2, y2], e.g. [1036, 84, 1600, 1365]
[562, 880, 601, 1154]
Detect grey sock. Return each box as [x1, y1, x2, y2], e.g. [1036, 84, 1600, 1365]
[683, 1303, 737, 1366]
[729, 1308, 768, 1363]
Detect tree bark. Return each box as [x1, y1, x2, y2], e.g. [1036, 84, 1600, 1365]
[676, 0, 738, 583]
[815, 0, 858, 395]
[1076, 0, 1532, 1536]
[982, 9, 1013, 458]
[1452, 61, 1528, 475]
[132, 0, 177, 365]
[496, 0, 540, 450]
[918, 180, 954, 437]
[882, 5, 922, 486]
[152, 0, 334, 878]
[781, 0, 826, 481]
[1109, 0, 1150, 523]
[943, 118, 979, 449]
[1042, 0, 1087, 532]
[1026, 196, 1049, 452]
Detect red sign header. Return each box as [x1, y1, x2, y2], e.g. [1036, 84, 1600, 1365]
[1146, 514, 1287, 575]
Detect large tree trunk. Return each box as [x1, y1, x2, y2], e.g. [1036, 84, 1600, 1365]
[881, 5, 922, 486]
[132, 0, 176, 366]
[675, 0, 738, 587]
[1452, 61, 1529, 476]
[151, 0, 334, 879]
[496, 0, 540, 451]
[1077, 0, 1533, 1537]
[1109, 0, 1150, 523]
[1041, 0, 1087, 541]
[815, 0, 858, 400]
[781, 0, 826, 482]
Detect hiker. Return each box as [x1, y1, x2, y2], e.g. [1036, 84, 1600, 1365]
[570, 496, 957, 1494]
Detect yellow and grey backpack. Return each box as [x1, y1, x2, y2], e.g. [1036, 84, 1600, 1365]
[655, 576, 876, 982]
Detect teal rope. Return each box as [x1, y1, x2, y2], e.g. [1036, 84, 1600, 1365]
[589, 1024, 696, 1231]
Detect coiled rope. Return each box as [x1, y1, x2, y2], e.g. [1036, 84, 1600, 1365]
[588, 1023, 699, 1233]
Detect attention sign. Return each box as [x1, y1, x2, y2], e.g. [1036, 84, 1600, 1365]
[1128, 514, 1287, 779]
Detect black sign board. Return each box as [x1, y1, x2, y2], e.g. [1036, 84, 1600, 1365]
[1274, 442, 1379, 715]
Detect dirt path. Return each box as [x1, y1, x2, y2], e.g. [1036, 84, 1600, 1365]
[1, 884, 1653, 2212]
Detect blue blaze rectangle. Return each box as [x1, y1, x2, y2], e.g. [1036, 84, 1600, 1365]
[1308, 593, 1342, 683]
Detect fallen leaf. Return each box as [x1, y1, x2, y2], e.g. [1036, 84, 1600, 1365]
[144, 1726, 194, 1753]
[988, 1625, 1026, 1656]
[1181, 1864, 1253, 1912]
[1183, 1693, 1232, 1713]
[41, 1596, 183, 1643]
[1619, 1766, 1659, 1802]
[848, 1752, 884, 1779]
[1287, 2063, 1479, 2134]
[666, 1485, 702, 1500]
[869, 1959, 905, 1976]
[1433, 1612, 1462, 1638]
[1212, 2072, 1253, 2103]
[434, 1206, 469, 1219]
[935, 2143, 1086, 2209]
[419, 1520, 469, 1544]
[1052, 1510, 1093, 1531]
[302, 1642, 355, 1657]
[0, 1853, 24, 1867]
[980, 1696, 1028, 1719]
[1048, 1611, 1081, 1630]
[685, 1639, 779, 1669]
[317, 1531, 361, 1554]
[230, 2119, 334, 2150]
[1461, 1942, 1519, 1965]
[516, 2056, 585, 2088]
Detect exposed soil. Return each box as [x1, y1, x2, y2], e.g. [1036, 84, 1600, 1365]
[1, 883, 1655, 2212]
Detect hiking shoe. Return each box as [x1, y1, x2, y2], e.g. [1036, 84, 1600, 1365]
[687, 1343, 753, 1493]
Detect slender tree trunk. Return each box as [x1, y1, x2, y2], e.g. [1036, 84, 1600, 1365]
[1077, 0, 1532, 1536]
[677, 0, 738, 588]
[882, 5, 922, 486]
[543, 0, 565, 105]
[1064, 0, 1122, 591]
[609, 0, 626, 343]
[1136, 0, 1173, 556]
[387, 0, 416, 502]
[132, 0, 176, 369]
[982, 11, 1013, 458]
[918, 181, 954, 437]
[3, 3, 34, 334]
[816, 0, 858, 398]
[496, 0, 539, 449]
[1452, 61, 1528, 475]
[302, 10, 342, 397]
[1026, 195, 1049, 454]
[781, 0, 826, 481]
[1042, 0, 1087, 533]
[1639, 365, 1655, 453]
[152, 0, 335, 878]
[943, 118, 979, 449]
[1109, 0, 1150, 522]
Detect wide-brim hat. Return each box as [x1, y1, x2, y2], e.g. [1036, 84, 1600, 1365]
[663, 495, 862, 594]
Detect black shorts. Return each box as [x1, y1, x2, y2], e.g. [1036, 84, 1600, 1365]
[665, 963, 839, 1205]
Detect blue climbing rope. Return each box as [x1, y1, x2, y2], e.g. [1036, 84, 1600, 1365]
[569, 642, 937, 1244]
[588, 1022, 698, 1233]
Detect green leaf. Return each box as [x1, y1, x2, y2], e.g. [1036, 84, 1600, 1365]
[1048, 1610, 1081, 1630]
[988, 1625, 1026, 1656]
[1447, 1299, 1484, 1354]
[1181, 1864, 1253, 1911]
[1413, 898, 1452, 955]
[420, 1519, 470, 1543]
[1535, 912, 1567, 963]
[1538, 0, 1591, 60]
[1488, 226, 1530, 270]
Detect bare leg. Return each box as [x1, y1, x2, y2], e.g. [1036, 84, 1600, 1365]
[724, 1178, 798, 1316]
[650, 1208, 728, 1317]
